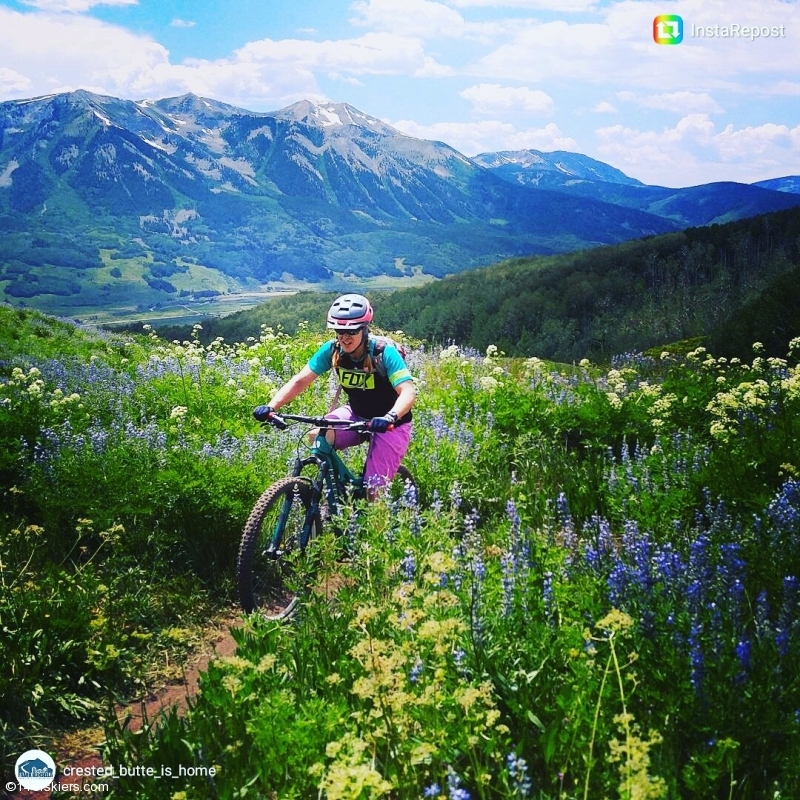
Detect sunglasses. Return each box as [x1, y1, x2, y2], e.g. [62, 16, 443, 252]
[334, 328, 362, 337]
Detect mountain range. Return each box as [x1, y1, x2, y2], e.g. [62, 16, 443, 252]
[1, 90, 800, 322]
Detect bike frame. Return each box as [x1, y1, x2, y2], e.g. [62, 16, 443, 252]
[268, 415, 371, 552]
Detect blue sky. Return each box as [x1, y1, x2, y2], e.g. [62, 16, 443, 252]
[0, 0, 798, 187]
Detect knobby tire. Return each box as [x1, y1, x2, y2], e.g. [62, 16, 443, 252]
[237, 476, 322, 620]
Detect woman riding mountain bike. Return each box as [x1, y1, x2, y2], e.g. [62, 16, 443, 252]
[253, 293, 416, 501]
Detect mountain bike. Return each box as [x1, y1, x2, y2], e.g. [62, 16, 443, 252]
[236, 412, 417, 620]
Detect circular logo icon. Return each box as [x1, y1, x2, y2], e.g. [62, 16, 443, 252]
[15, 749, 56, 791]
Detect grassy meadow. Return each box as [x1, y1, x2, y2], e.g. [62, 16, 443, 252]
[1, 305, 800, 798]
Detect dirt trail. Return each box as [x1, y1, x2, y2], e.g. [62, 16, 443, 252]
[9, 615, 241, 799]
[114, 614, 240, 734]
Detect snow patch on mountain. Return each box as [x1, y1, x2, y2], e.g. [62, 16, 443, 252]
[0, 160, 19, 187]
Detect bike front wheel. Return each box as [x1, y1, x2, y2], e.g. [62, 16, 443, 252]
[237, 476, 322, 619]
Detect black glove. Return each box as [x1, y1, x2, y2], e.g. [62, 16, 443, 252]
[253, 405, 275, 422]
[368, 411, 398, 433]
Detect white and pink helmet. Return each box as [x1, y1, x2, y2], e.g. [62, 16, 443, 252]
[326, 293, 374, 330]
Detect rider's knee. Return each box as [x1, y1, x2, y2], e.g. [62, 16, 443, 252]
[307, 427, 336, 446]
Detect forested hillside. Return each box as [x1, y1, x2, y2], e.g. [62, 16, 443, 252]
[375, 207, 800, 360]
[158, 207, 800, 361]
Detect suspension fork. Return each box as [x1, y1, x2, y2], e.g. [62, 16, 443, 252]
[265, 458, 325, 555]
[302, 461, 330, 548]
[293, 454, 333, 549]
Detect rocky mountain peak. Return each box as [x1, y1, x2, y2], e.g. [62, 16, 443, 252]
[271, 99, 400, 137]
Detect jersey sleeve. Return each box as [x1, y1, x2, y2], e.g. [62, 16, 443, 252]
[307, 341, 335, 375]
[381, 345, 414, 387]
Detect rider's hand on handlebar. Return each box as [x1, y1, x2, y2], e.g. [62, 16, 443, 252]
[253, 405, 275, 422]
[254, 405, 289, 430]
[367, 412, 398, 433]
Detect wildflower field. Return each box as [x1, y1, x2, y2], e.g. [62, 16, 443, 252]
[2, 305, 800, 799]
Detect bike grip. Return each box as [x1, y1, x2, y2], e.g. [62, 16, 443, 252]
[261, 413, 287, 430]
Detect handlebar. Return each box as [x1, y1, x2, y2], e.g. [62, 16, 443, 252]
[261, 412, 388, 433]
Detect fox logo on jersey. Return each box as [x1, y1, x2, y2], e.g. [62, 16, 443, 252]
[337, 369, 376, 390]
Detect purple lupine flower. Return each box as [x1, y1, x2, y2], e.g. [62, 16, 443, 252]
[501, 552, 515, 617]
[556, 493, 577, 557]
[506, 498, 521, 536]
[687, 579, 704, 615]
[431, 413, 449, 443]
[607, 561, 629, 608]
[471, 553, 486, 583]
[401, 550, 416, 582]
[707, 601, 724, 655]
[689, 621, 704, 693]
[652, 541, 685, 589]
[543, 571, 555, 622]
[583, 515, 613, 572]
[464, 508, 480, 537]
[755, 590, 771, 640]
[623, 520, 654, 596]
[768, 481, 800, 535]
[776, 575, 798, 657]
[507, 751, 533, 797]
[450, 482, 462, 511]
[403, 478, 419, 510]
[687, 533, 712, 615]
[735, 638, 751, 680]
[447, 769, 470, 800]
[451, 544, 464, 590]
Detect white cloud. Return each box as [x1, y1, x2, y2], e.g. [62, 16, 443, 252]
[715, 121, 800, 161]
[595, 114, 800, 186]
[593, 101, 616, 113]
[0, 7, 453, 109]
[170, 18, 196, 29]
[466, 1, 800, 93]
[349, 0, 522, 42]
[22, 0, 136, 11]
[764, 80, 800, 96]
[460, 83, 554, 115]
[350, 0, 467, 38]
[446, 0, 596, 10]
[0, 67, 33, 94]
[474, 20, 616, 82]
[0, 7, 169, 100]
[235, 32, 453, 79]
[618, 90, 724, 114]
[390, 117, 577, 155]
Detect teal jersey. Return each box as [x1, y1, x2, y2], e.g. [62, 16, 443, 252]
[307, 339, 413, 422]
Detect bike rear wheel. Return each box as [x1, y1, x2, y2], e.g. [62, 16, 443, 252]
[237, 476, 322, 619]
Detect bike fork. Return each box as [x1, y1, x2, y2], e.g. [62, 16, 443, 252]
[267, 492, 294, 557]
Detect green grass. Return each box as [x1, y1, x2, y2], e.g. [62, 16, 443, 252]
[2, 311, 800, 797]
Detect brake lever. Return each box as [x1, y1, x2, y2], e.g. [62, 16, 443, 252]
[262, 414, 288, 431]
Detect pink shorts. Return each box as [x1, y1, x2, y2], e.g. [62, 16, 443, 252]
[325, 405, 412, 489]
